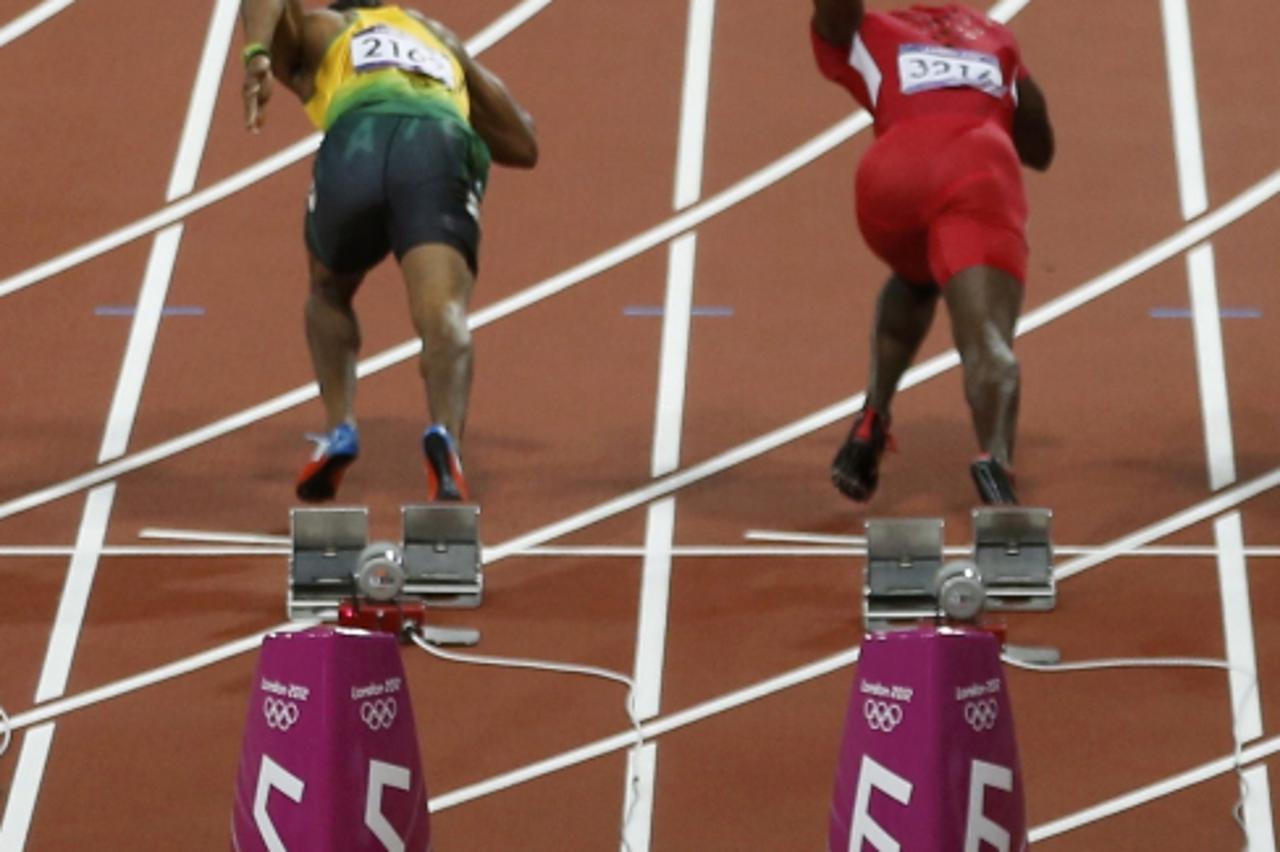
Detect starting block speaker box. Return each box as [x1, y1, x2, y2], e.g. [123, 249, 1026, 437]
[231, 627, 430, 851]
[828, 628, 1027, 852]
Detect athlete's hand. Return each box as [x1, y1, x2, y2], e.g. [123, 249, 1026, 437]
[243, 54, 274, 133]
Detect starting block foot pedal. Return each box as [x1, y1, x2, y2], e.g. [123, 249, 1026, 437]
[231, 627, 431, 851]
[288, 508, 368, 621]
[401, 504, 482, 608]
[973, 507, 1056, 612]
[863, 517, 945, 629]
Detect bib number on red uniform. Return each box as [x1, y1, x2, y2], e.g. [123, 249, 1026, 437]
[897, 44, 1004, 97]
[351, 24, 456, 88]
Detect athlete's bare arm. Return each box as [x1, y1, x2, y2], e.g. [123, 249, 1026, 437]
[1013, 75, 1054, 170]
[240, 0, 309, 130]
[812, 0, 864, 48]
[413, 14, 538, 168]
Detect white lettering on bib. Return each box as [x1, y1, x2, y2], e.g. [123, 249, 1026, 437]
[897, 44, 1004, 97]
[351, 25, 456, 88]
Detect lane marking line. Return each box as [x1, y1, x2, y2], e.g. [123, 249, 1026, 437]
[1054, 467, 1280, 581]
[1159, 0, 1209, 220]
[480, 170, 1280, 567]
[1216, 513, 1262, 743]
[8, 541, 1280, 560]
[0, 0, 73, 48]
[0, 0, 556, 301]
[7, 471, 1275, 808]
[0, 1, 240, 844]
[1187, 244, 1237, 490]
[627, 2, 717, 845]
[2, 165, 1275, 545]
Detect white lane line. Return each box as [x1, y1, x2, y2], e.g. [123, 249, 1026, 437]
[5, 622, 312, 733]
[0, 0, 555, 301]
[98, 225, 183, 460]
[1055, 467, 1280, 581]
[462, 0, 553, 55]
[627, 1, 716, 844]
[1243, 766, 1277, 852]
[8, 542, 1280, 560]
[1216, 513, 1261, 742]
[1161, 1, 1266, 834]
[0, 0, 73, 48]
[429, 645, 863, 812]
[481, 171, 1280, 566]
[31, 485, 114, 704]
[0, 724, 54, 850]
[0, 545, 289, 557]
[1187, 244, 1237, 490]
[139, 527, 289, 546]
[1030, 735, 1280, 842]
[1159, 0, 1209, 220]
[0, 110, 874, 521]
[4, 470, 1277, 817]
[0, 2, 239, 846]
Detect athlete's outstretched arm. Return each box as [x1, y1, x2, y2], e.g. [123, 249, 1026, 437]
[1013, 75, 1054, 171]
[416, 15, 539, 168]
[239, 0, 305, 131]
[812, 0, 864, 48]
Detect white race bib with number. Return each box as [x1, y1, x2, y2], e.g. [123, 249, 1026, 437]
[897, 44, 1004, 97]
[351, 25, 456, 88]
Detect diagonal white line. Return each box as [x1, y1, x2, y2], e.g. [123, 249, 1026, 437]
[1, 166, 1275, 532]
[1054, 467, 1280, 581]
[0, 0, 73, 48]
[0, 0, 556, 301]
[482, 169, 1280, 565]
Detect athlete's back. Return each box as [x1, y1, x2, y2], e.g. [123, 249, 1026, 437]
[812, 4, 1026, 136]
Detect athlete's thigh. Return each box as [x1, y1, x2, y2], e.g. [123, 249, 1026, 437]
[384, 115, 487, 273]
[926, 125, 1029, 285]
[855, 134, 937, 284]
[306, 111, 393, 274]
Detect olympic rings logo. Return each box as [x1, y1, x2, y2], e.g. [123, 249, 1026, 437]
[863, 699, 904, 733]
[963, 698, 999, 732]
[360, 698, 398, 732]
[263, 697, 301, 732]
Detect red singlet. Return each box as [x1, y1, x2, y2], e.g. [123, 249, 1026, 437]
[812, 5, 1032, 286]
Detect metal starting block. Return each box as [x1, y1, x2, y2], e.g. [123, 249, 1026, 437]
[288, 507, 368, 620]
[863, 517, 946, 628]
[400, 504, 482, 608]
[972, 507, 1056, 612]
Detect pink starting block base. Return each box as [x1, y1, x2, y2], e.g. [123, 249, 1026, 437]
[231, 627, 431, 851]
[829, 627, 1027, 852]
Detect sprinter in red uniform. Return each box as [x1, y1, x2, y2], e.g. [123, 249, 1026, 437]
[811, 1, 1053, 504]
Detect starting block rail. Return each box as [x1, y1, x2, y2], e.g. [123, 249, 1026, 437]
[288, 504, 483, 622]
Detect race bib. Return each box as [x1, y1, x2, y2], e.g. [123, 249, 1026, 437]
[350, 25, 457, 87]
[897, 44, 1004, 97]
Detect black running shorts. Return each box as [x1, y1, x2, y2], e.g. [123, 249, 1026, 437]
[305, 107, 490, 274]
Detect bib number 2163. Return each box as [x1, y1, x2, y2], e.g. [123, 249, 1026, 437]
[351, 25, 456, 88]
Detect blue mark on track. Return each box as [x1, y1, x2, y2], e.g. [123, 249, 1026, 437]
[1149, 307, 1261, 319]
[623, 305, 735, 318]
[94, 306, 207, 317]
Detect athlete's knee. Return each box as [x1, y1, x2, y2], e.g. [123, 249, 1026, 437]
[963, 337, 1019, 396]
[417, 299, 472, 357]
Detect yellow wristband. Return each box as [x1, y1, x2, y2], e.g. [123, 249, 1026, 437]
[242, 42, 270, 66]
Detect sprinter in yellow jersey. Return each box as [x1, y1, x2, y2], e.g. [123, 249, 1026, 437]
[239, 0, 537, 503]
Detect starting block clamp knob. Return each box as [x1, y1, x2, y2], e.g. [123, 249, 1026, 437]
[288, 507, 369, 620]
[971, 507, 1056, 612]
[400, 504, 482, 608]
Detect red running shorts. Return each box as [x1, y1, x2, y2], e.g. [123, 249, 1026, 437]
[854, 114, 1029, 287]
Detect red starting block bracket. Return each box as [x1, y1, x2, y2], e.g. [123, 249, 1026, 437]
[828, 627, 1028, 851]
